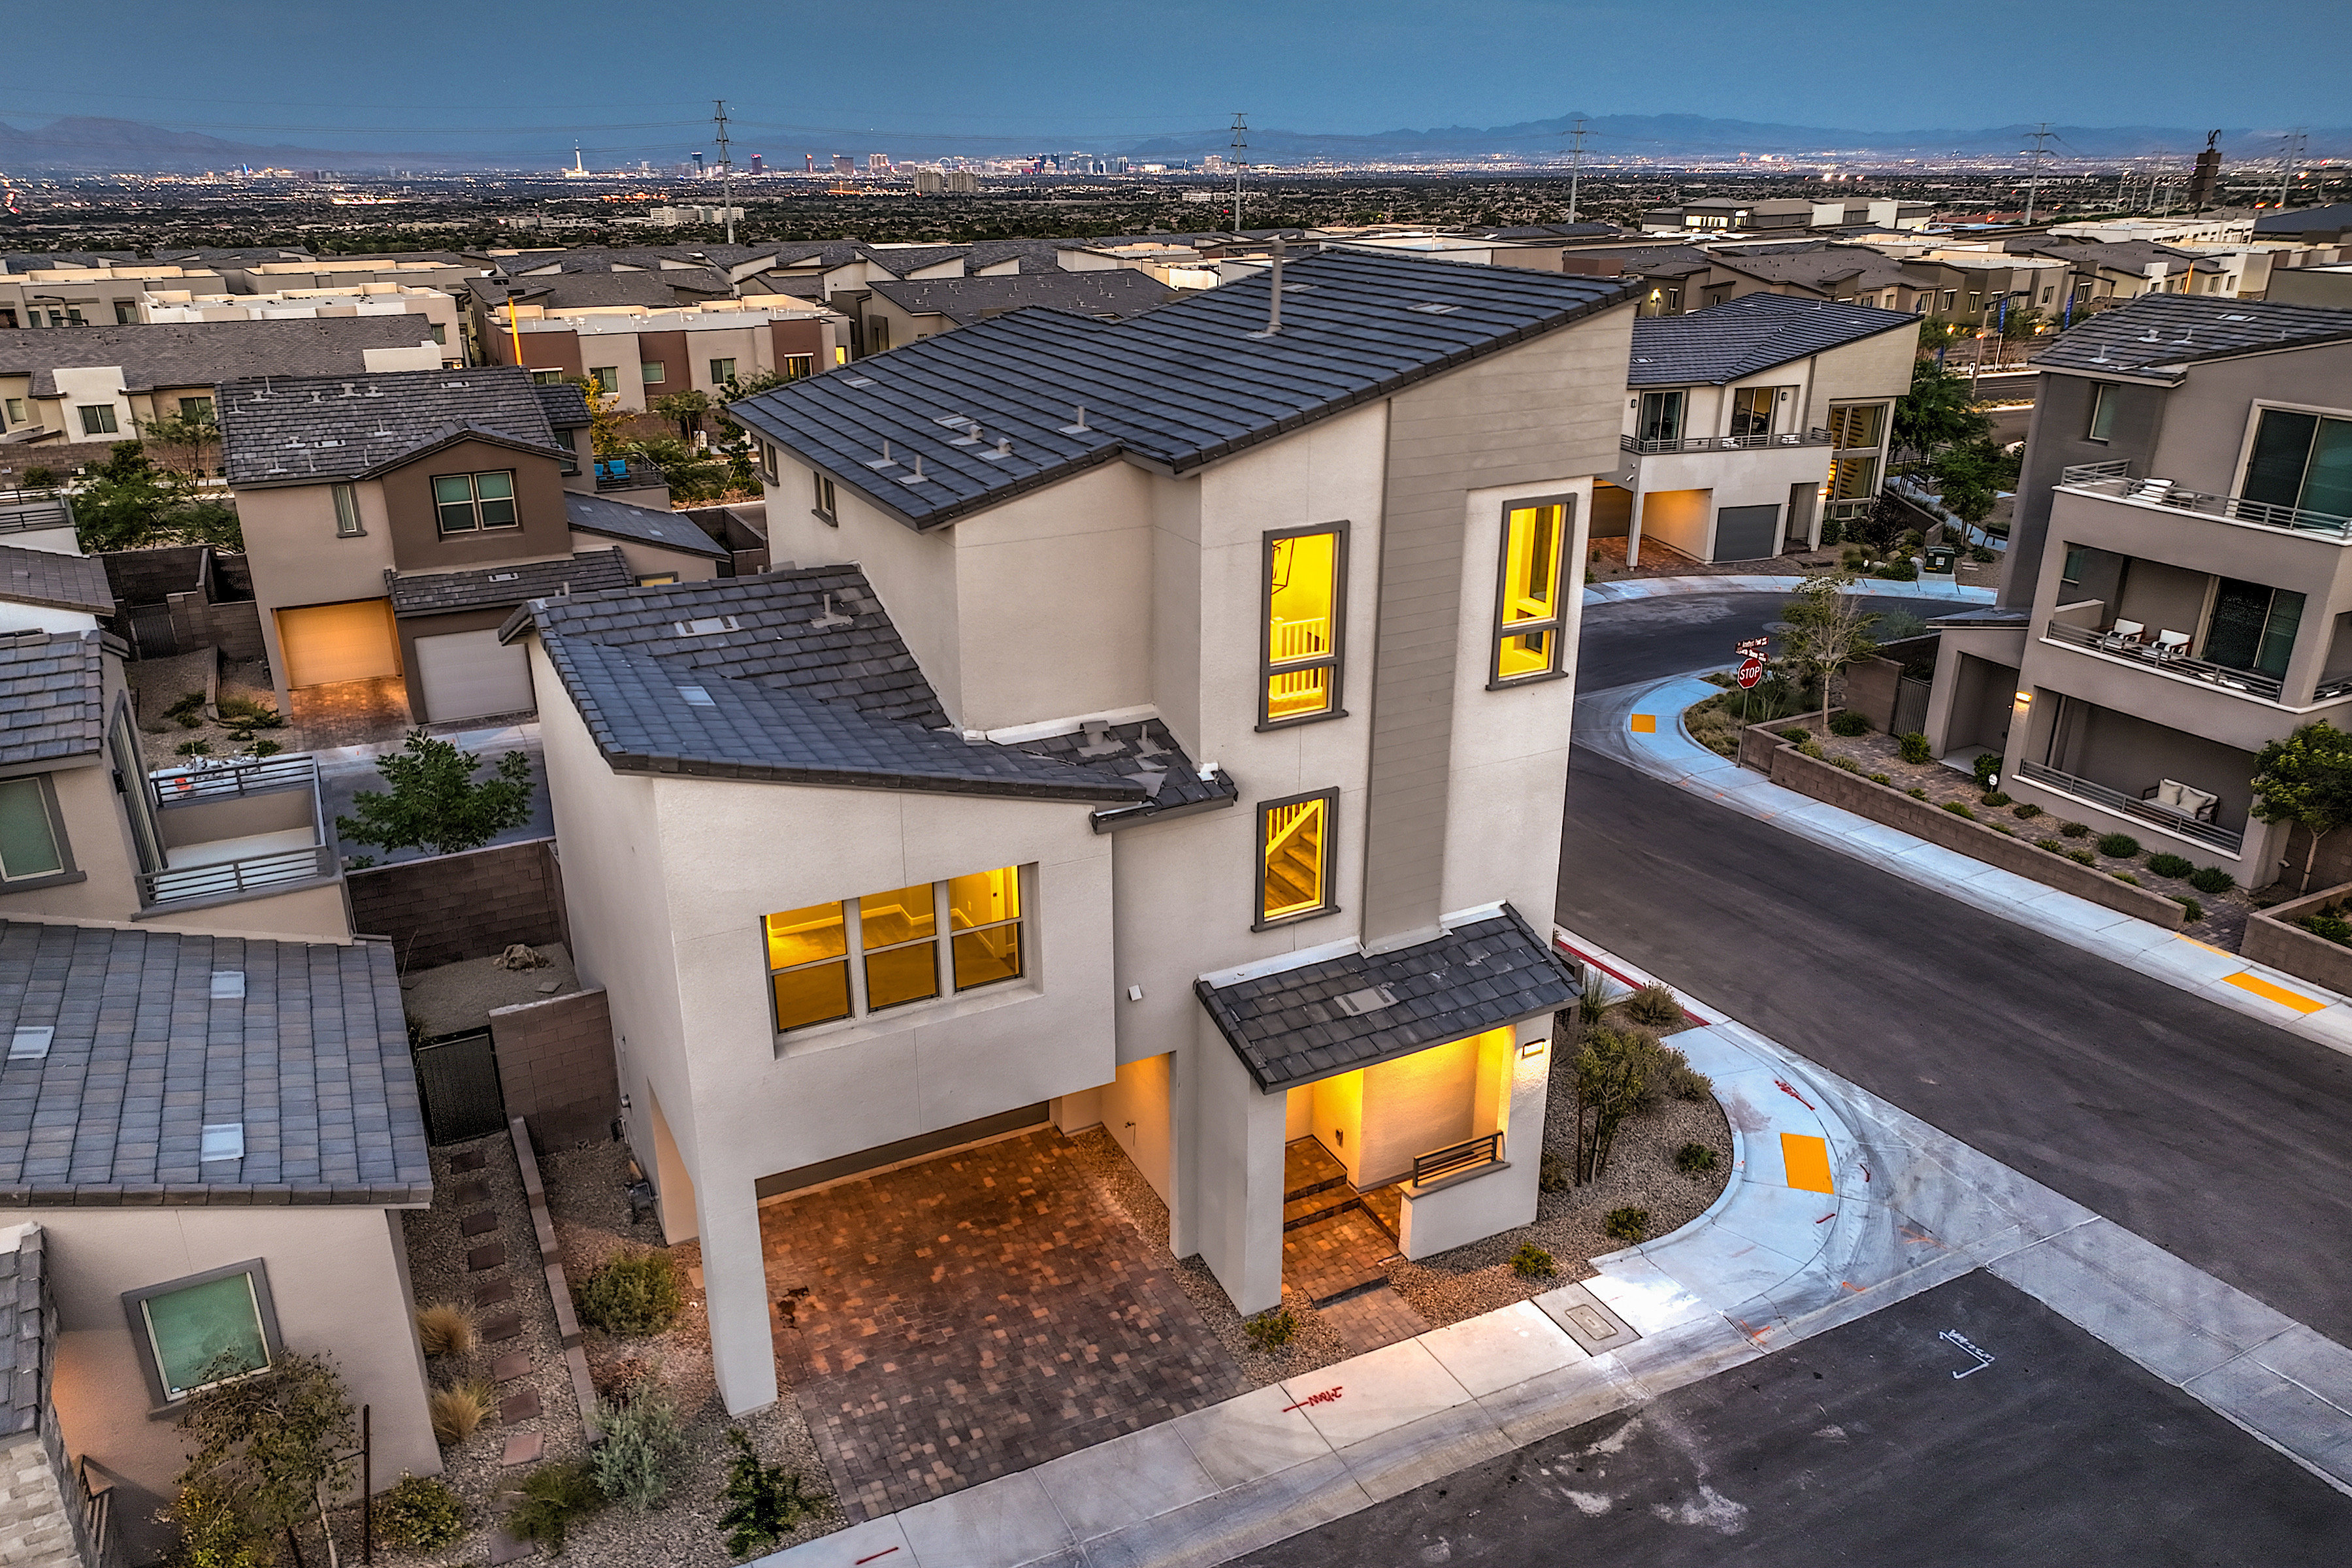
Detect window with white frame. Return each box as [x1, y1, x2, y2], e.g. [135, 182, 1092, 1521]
[764, 866, 1026, 1033]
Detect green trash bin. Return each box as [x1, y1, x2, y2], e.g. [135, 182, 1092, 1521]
[1924, 544, 1957, 574]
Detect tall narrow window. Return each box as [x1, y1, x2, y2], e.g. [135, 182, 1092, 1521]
[812, 471, 837, 525]
[2244, 408, 2352, 521]
[1258, 791, 1335, 926]
[858, 883, 940, 1011]
[1829, 403, 1885, 450]
[709, 357, 736, 385]
[331, 483, 363, 537]
[2203, 578, 2304, 677]
[766, 900, 851, 1031]
[1494, 498, 1570, 683]
[1636, 390, 1684, 444]
[1262, 525, 1345, 726]
[947, 868, 1022, 990]
[2086, 382, 2119, 442]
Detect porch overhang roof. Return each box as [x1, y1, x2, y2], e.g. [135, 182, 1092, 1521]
[1194, 905, 1577, 1092]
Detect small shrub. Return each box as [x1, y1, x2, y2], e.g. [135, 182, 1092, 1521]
[2189, 866, 2235, 895]
[1872, 558, 1919, 582]
[1970, 544, 1997, 563]
[717, 1427, 821, 1559]
[1981, 791, 2012, 808]
[2302, 912, 2352, 946]
[376, 1475, 466, 1551]
[2066, 849, 2097, 867]
[2174, 897, 2204, 923]
[415, 1302, 476, 1358]
[2096, 832, 2142, 858]
[1243, 1309, 1298, 1351]
[170, 1487, 265, 1568]
[1869, 772, 1893, 786]
[1603, 1207, 1651, 1243]
[1796, 737, 1825, 760]
[1897, 732, 1933, 764]
[1511, 1243, 1558, 1279]
[2060, 821, 2091, 838]
[175, 739, 212, 757]
[595, 1379, 687, 1513]
[1941, 802, 1975, 820]
[576, 1249, 685, 1338]
[1821, 518, 1844, 546]
[1906, 786, 1929, 800]
[164, 691, 206, 721]
[1831, 755, 1861, 774]
[2012, 803, 2044, 819]
[1539, 1151, 1572, 1193]
[1829, 710, 1871, 737]
[1779, 727, 1811, 745]
[429, 1379, 493, 1446]
[507, 1460, 608, 1554]
[216, 693, 284, 728]
[1624, 983, 1682, 1028]
[2146, 853, 2194, 879]
[246, 738, 283, 759]
[1971, 753, 2002, 788]
[2114, 872, 2142, 886]
[1675, 1141, 1719, 1174]
[2037, 838, 2065, 853]
[1655, 1043, 1712, 1102]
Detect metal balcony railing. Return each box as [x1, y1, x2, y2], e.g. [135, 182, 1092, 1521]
[150, 753, 317, 806]
[1409, 1131, 1505, 1189]
[593, 458, 665, 492]
[0, 488, 75, 536]
[2042, 619, 2284, 700]
[1622, 428, 1833, 456]
[138, 843, 336, 907]
[2014, 760, 2244, 853]
[2058, 463, 2352, 540]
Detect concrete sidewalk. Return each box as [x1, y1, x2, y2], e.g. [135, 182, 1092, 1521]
[1581, 672, 2352, 1062]
[1582, 573, 1995, 608]
[756, 936, 2352, 1568]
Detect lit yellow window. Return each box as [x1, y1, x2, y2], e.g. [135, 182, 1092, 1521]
[1494, 500, 1568, 682]
[947, 867, 1022, 990]
[765, 901, 850, 1031]
[1265, 528, 1341, 723]
[858, 883, 939, 1010]
[1260, 793, 1331, 924]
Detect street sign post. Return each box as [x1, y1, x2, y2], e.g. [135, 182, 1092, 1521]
[1735, 637, 1771, 722]
[1735, 656, 1765, 689]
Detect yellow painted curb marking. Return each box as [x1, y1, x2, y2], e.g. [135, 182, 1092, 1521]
[2174, 934, 2229, 956]
[1781, 1132, 1835, 1194]
[1630, 713, 1657, 733]
[2223, 972, 2327, 1015]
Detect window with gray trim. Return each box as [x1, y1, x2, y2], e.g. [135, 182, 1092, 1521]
[1491, 496, 1571, 684]
[433, 470, 518, 534]
[1260, 523, 1348, 727]
[123, 1259, 282, 1404]
[0, 775, 71, 885]
[332, 483, 363, 537]
[2087, 382, 2119, 442]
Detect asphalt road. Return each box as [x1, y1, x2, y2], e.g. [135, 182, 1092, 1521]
[1241, 1273, 2352, 1568]
[1563, 595, 2352, 1344]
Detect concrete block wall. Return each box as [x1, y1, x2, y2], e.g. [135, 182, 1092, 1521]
[346, 838, 570, 972]
[166, 591, 265, 664]
[490, 988, 619, 1150]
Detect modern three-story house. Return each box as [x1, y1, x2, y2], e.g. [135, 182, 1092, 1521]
[508, 250, 1635, 1416]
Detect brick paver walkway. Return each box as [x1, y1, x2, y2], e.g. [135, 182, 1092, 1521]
[762, 1129, 1247, 1522]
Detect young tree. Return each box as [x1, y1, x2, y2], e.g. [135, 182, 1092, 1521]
[72, 442, 242, 553]
[175, 1350, 357, 1568]
[650, 389, 713, 441]
[1892, 359, 1992, 463]
[569, 374, 632, 457]
[142, 407, 221, 477]
[335, 732, 534, 857]
[1778, 572, 1880, 727]
[1569, 1026, 1652, 1184]
[1929, 438, 2021, 528]
[2251, 721, 2352, 890]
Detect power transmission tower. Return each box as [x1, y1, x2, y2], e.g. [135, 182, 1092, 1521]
[1229, 112, 1248, 233]
[1563, 116, 1589, 224]
[713, 99, 735, 246]
[2021, 122, 2052, 225]
[2278, 128, 2306, 210]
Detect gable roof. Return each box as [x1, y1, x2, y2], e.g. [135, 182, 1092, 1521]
[867, 270, 1181, 326]
[390, 547, 631, 618]
[533, 380, 591, 429]
[564, 492, 729, 558]
[1627, 292, 1916, 386]
[0, 630, 105, 768]
[2031, 293, 2352, 380]
[0, 921, 432, 1205]
[730, 249, 1637, 531]
[216, 365, 566, 488]
[2253, 203, 2352, 238]
[0, 317, 438, 397]
[0, 546, 114, 616]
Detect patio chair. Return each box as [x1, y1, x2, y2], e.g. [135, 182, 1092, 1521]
[2142, 779, 2220, 823]
[2132, 478, 2176, 503]
[2102, 618, 2146, 649]
[2153, 630, 2191, 659]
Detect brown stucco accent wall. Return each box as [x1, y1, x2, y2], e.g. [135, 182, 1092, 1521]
[635, 330, 688, 398]
[381, 438, 571, 571]
[770, 318, 826, 368]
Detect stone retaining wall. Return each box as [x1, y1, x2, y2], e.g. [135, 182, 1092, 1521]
[2241, 883, 2352, 996]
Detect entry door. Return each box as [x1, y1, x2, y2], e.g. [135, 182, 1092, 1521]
[277, 599, 399, 687]
[414, 628, 534, 722]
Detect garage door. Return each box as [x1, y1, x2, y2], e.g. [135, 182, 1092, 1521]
[277, 600, 399, 687]
[414, 628, 534, 723]
[1712, 503, 1783, 563]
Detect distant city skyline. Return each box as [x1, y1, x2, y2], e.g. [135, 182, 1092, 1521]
[2, 0, 2342, 161]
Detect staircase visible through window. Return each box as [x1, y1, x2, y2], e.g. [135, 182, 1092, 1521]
[1264, 526, 1345, 725]
[1259, 792, 1333, 925]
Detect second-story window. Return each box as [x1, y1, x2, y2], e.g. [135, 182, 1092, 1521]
[764, 866, 1026, 1034]
[1828, 403, 1885, 451]
[1636, 390, 1684, 444]
[2204, 578, 2304, 678]
[812, 471, 837, 525]
[2244, 408, 2352, 521]
[640, 361, 666, 385]
[78, 405, 118, 436]
[0, 776, 67, 883]
[1730, 387, 1781, 439]
[331, 483, 363, 537]
[1262, 524, 1346, 726]
[433, 471, 518, 534]
[1258, 791, 1337, 927]
[1493, 498, 1569, 683]
[2087, 382, 2119, 442]
[780, 354, 814, 380]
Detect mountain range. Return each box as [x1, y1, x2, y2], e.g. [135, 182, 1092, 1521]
[1, 112, 2343, 175]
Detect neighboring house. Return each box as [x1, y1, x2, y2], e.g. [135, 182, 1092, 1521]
[473, 292, 847, 408]
[1610, 293, 1916, 564]
[0, 261, 231, 331]
[1639, 197, 1933, 235]
[0, 519, 436, 1564]
[514, 249, 1635, 1416]
[2253, 204, 2352, 246]
[212, 253, 485, 298]
[142, 284, 465, 367]
[1923, 295, 2352, 881]
[860, 270, 1179, 351]
[215, 366, 717, 726]
[2266, 265, 2352, 310]
[2006, 238, 2251, 317]
[0, 318, 442, 446]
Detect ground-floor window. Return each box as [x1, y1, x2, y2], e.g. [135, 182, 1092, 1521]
[125, 1260, 281, 1403]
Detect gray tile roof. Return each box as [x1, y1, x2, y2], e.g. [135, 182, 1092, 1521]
[1627, 292, 1916, 386]
[868, 270, 1182, 326]
[2032, 293, 2352, 380]
[2254, 203, 2352, 238]
[0, 922, 433, 1205]
[859, 244, 973, 278]
[564, 492, 728, 559]
[0, 1222, 48, 1437]
[216, 365, 566, 488]
[0, 546, 114, 615]
[2010, 238, 2213, 276]
[1195, 906, 1576, 1091]
[0, 631, 105, 768]
[390, 547, 630, 618]
[1009, 718, 1238, 830]
[0, 318, 439, 398]
[730, 249, 1637, 531]
[475, 271, 727, 312]
[533, 380, 591, 428]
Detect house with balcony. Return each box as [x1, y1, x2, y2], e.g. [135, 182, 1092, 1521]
[216, 365, 721, 731]
[510, 250, 1629, 1417]
[1923, 293, 2352, 880]
[0, 520, 437, 1563]
[1605, 293, 1916, 564]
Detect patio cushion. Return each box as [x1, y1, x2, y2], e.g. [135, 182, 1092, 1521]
[2155, 779, 2187, 809]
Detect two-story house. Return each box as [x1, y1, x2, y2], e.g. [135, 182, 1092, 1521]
[1606, 293, 1916, 564]
[216, 366, 725, 728]
[0, 503, 436, 1562]
[508, 250, 1631, 1416]
[1923, 294, 2352, 881]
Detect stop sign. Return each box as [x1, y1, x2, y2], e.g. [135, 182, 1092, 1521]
[1735, 656, 1765, 689]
